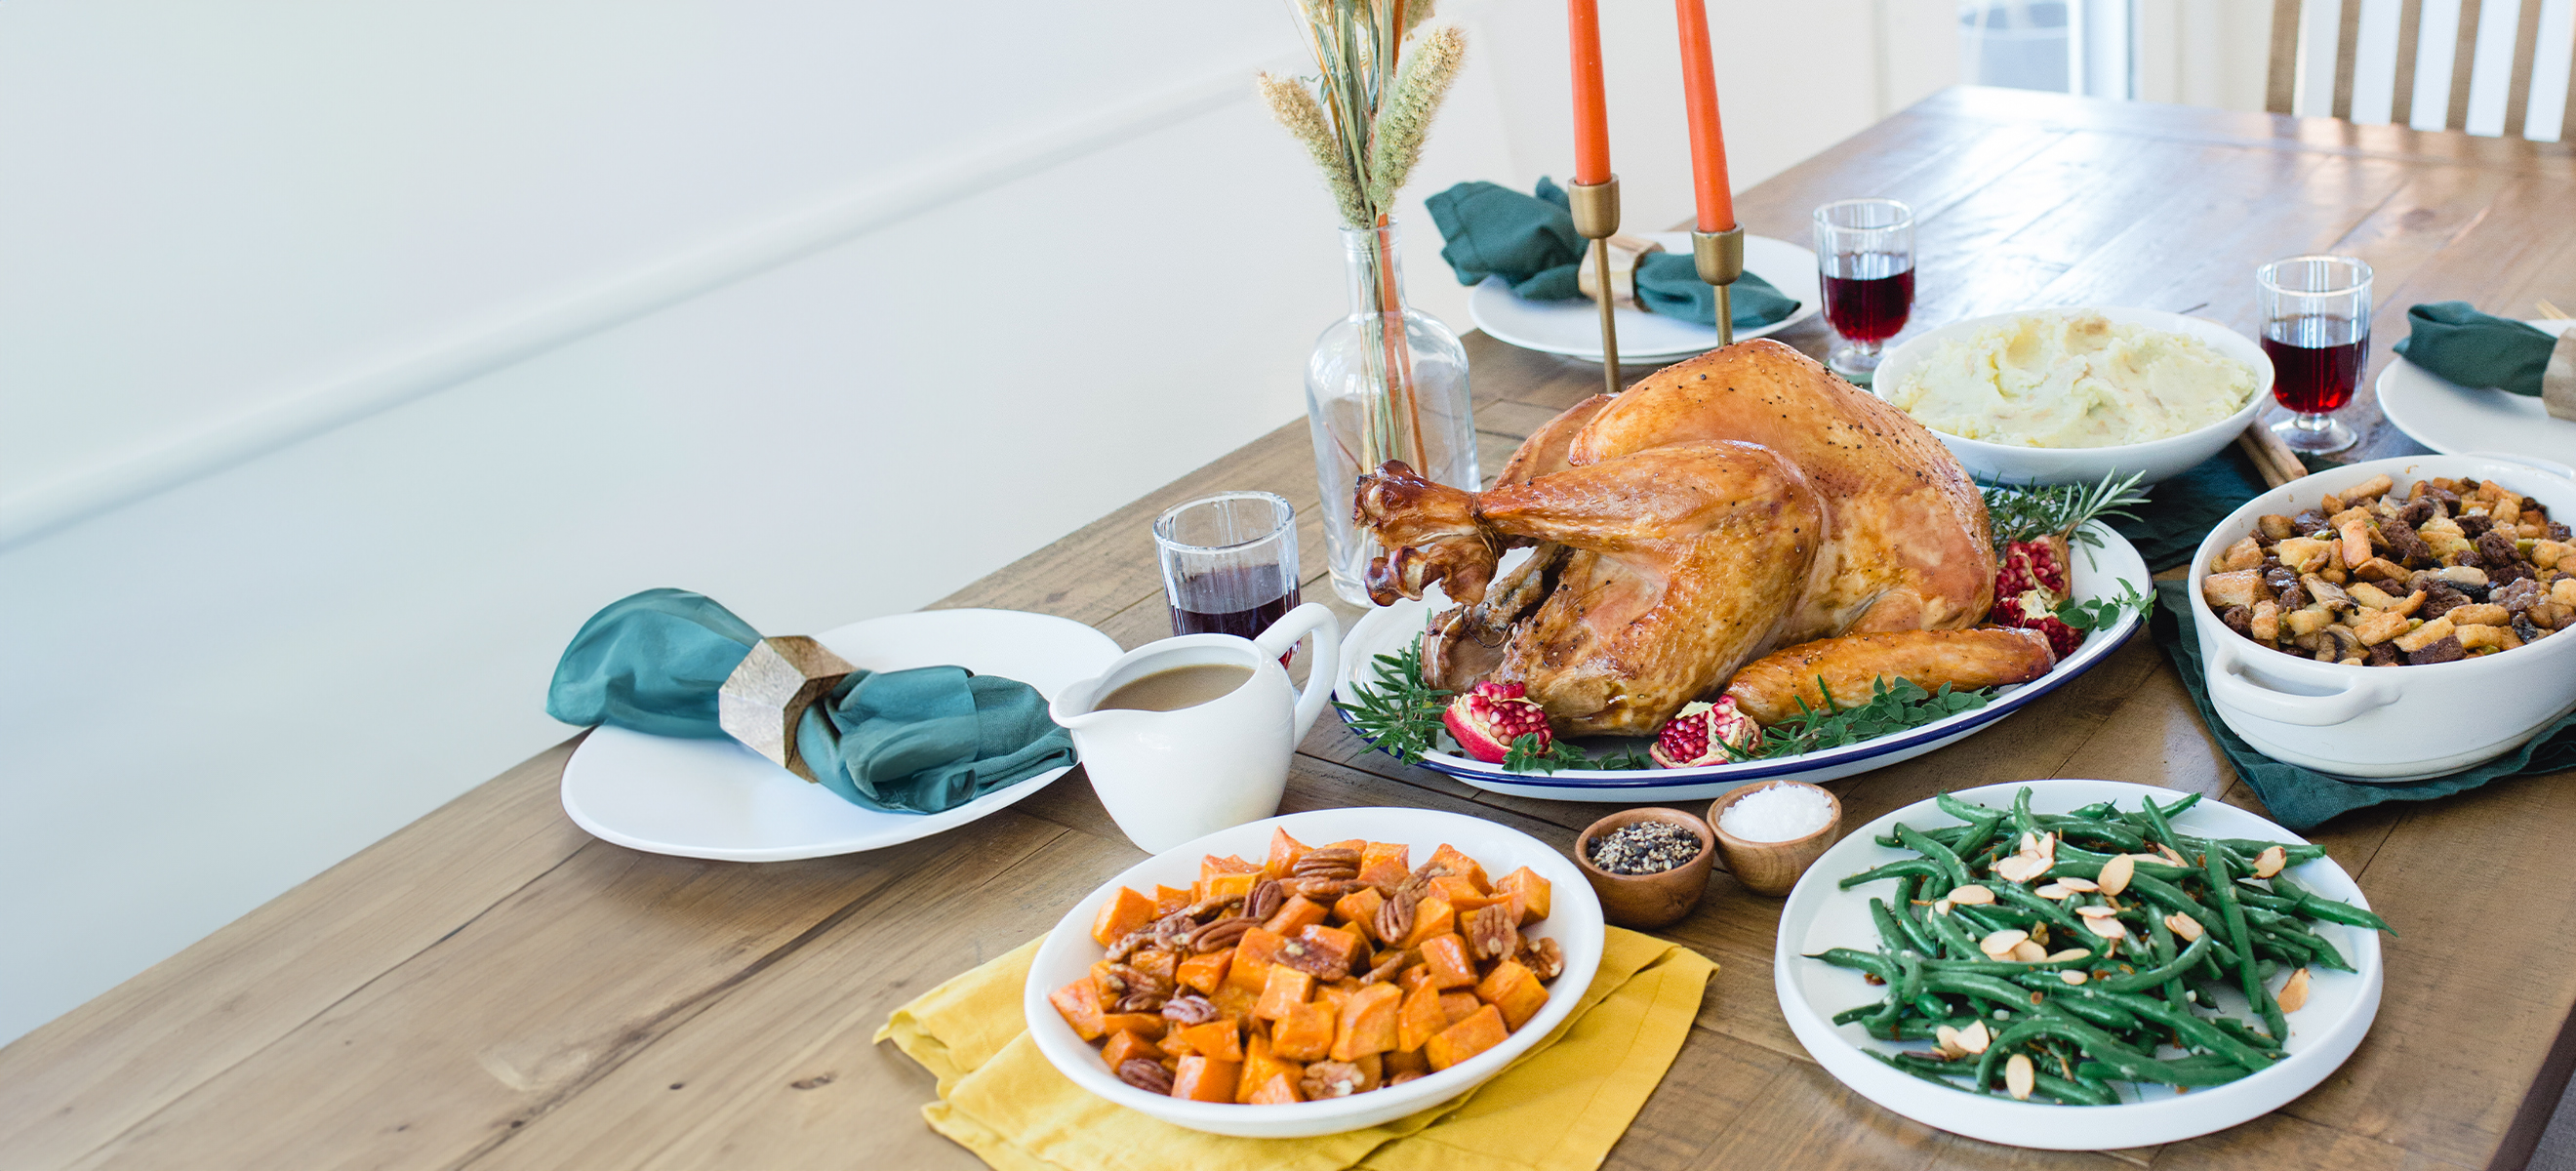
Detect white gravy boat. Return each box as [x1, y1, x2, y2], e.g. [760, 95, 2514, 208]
[1049, 603, 1340, 853]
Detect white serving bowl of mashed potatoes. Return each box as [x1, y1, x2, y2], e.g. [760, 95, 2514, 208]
[1873, 307, 2273, 486]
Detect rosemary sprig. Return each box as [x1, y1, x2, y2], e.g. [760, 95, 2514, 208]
[1982, 470, 2151, 557]
[1330, 636, 1450, 764]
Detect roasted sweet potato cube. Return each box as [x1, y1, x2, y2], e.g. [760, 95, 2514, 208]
[1263, 828, 1312, 879]
[1153, 884, 1195, 917]
[1331, 982, 1403, 1062]
[1438, 990, 1482, 1026]
[1101, 1029, 1164, 1070]
[1493, 867, 1551, 925]
[1176, 949, 1232, 995]
[1212, 984, 1261, 1025]
[1246, 1070, 1304, 1105]
[1333, 887, 1386, 937]
[1315, 981, 1357, 1013]
[1272, 1000, 1338, 1062]
[1264, 896, 1331, 938]
[1429, 874, 1506, 911]
[1358, 841, 1412, 888]
[1256, 965, 1314, 1021]
[1235, 1033, 1305, 1104]
[1091, 887, 1158, 948]
[1399, 896, 1457, 949]
[1128, 948, 1177, 988]
[1202, 869, 1261, 903]
[1048, 978, 1106, 1040]
[1293, 923, 1367, 974]
[1397, 982, 1450, 1052]
[1398, 964, 1436, 997]
[1475, 960, 1550, 1030]
[1171, 1056, 1240, 1103]
[1169, 1019, 1242, 1063]
[1425, 844, 1491, 893]
[1320, 837, 1368, 855]
[1097, 1012, 1167, 1040]
[1228, 927, 1287, 993]
[1424, 1004, 1509, 1070]
[1202, 853, 1260, 883]
[1418, 932, 1477, 989]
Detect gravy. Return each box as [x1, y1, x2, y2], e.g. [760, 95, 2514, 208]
[1096, 664, 1253, 712]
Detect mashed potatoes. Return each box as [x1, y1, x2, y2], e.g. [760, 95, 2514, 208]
[1888, 312, 2257, 448]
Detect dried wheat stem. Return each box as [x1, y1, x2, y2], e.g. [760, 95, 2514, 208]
[1260, 72, 1368, 228]
[1364, 24, 1463, 215]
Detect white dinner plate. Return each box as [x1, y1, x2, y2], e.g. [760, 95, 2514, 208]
[1777, 779, 2382, 1149]
[1334, 524, 2149, 802]
[2376, 318, 2576, 465]
[1468, 233, 1822, 363]
[559, 608, 1121, 861]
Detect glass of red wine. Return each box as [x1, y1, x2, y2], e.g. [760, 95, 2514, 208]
[1813, 197, 1916, 382]
[1153, 492, 1302, 666]
[2256, 255, 2372, 454]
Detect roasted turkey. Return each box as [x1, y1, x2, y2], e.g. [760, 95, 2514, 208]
[1355, 339, 2005, 736]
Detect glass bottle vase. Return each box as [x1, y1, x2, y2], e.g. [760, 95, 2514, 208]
[1305, 220, 1477, 606]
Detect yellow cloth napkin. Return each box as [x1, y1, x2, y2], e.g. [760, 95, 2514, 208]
[874, 928, 1716, 1171]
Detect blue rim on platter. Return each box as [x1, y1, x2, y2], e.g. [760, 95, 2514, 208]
[1332, 523, 2149, 801]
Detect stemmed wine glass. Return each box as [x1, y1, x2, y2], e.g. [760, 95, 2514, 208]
[2255, 256, 2372, 454]
[1813, 198, 1916, 382]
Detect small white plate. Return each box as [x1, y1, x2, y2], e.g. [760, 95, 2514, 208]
[1335, 525, 2149, 802]
[1468, 233, 1822, 363]
[559, 608, 1121, 861]
[1777, 779, 2382, 1150]
[2376, 318, 2576, 465]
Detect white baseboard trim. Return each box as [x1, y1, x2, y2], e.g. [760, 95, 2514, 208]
[0, 55, 1292, 552]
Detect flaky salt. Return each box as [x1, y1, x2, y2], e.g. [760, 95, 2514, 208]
[1719, 783, 1833, 842]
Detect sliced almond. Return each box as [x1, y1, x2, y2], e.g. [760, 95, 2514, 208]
[2074, 904, 2119, 919]
[2082, 914, 2130, 940]
[1957, 1020, 1992, 1055]
[2033, 883, 2071, 900]
[1948, 884, 1996, 906]
[2158, 845, 2190, 868]
[1935, 1024, 1966, 1059]
[2055, 876, 2100, 893]
[2098, 854, 2136, 896]
[1979, 928, 2031, 958]
[2019, 831, 2038, 854]
[2276, 966, 2313, 1013]
[2010, 939, 2049, 963]
[1993, 854, 2049, 884]
[2005, 1053, 2035, 1101]
[1932, 899, 1953, 915]
[2059, 969, 2088, 985]
[2164, 911, 2204, 941]
[2045, 948, 2093, 963]
[2254, 845, 2288, 879]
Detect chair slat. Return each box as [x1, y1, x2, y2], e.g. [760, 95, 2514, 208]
[2446, 0, 2483, 130]
[2393, 0, 2425, 126]
[2334, 0, 2364, 119]
[2502, 0, 2543, 139]
[2270, 0, 2305, 114]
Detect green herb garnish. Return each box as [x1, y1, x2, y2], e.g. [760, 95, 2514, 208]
[1330, 636, 1451, 764]
[1718, 677, 1992, 762]
[1981, 470, 2150, 563]
[2053, 579, 2152, 633]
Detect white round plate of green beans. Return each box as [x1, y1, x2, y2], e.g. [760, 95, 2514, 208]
[1774, 779, 2387, 1150]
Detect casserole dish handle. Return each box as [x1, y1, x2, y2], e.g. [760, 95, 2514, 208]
[2463, 451, 2576, 481]
[2206, 639, 2402, 727]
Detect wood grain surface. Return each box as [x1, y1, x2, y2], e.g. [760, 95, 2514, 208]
[4, 88, 2572, 1171]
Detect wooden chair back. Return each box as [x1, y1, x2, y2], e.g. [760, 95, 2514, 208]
[2267, 0, 2573, 138]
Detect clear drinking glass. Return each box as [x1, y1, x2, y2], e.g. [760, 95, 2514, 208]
[1153, 492, 1302, 664]
[2256, 255, 2372, 455]
[1813, 198, 1917, 382]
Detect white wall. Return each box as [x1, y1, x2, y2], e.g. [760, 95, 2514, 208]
[0, 0, 1953, 1045]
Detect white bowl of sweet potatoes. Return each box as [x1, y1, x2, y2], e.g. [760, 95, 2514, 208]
[1023, 807, 1604, 1137]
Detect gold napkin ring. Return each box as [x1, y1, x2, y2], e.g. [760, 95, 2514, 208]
[717, 635, 855, 782]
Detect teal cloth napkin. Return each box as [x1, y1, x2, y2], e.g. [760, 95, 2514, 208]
[2150, 581, 2576, 830]
[546, 588, 1075, 815]
[2393, 301, 2556, 394]
[1424, 179, 1800, 331]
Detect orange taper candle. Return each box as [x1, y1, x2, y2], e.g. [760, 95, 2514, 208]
[1568, 0, 1610, 184]
[1673, 0, 1735, 230]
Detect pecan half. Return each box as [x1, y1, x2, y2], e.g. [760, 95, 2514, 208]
[1244, 878, 1286, 923]
[1101, 961, 1172, 1001]
[1275, 938, 1346, 979]
[1187, 916, 1253, 954]
[1292, 876, 1367, 901]
[1301, 1061, 1366, 1100]
[1181, 894, 1244, 921]
[1293, 847, 1361, 880]
[1160, 993, 1220, 1026]
[1465, 904, 1520, 964]
[1112, 991, 1167, 1014]
[1117, 1058, 1174, 1095]
[1359, 949, 1411, 985]
[1515, 936, 1564, 982]
[1374, 883, 1422, 944]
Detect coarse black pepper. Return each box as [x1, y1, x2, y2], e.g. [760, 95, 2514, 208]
[1586, 821, 1703, 876]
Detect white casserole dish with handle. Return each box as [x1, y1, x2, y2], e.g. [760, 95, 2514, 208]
[2186, 453, 2576, 781]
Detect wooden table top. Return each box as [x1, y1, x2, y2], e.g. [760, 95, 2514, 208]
[9, 88, 2575, 1171]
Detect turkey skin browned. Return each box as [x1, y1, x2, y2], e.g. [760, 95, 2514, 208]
[1354, 339, 1999, 737]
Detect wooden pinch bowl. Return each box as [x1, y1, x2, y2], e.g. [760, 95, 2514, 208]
[1573, 808, 1715, 929]
[1708, 782, 1843, 897]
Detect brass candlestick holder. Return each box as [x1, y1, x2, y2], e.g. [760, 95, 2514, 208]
[1693, 225, 1745, 347]
[1566, 176, 1622, 396]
